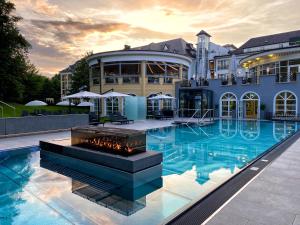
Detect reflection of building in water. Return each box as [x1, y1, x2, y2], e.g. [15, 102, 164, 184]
[72, 180, 146, 216]
[40, 159, 162, 216]
[273, 121, 298, 141]
[219, 119, 238, 138]
[239, 120, 260, 141]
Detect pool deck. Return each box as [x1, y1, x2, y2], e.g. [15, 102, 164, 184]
[1, 120, 300, 225]
[205, 136, 300, 225]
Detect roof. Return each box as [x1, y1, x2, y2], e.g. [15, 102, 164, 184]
[59, 60, 80, 74]
[196, 30, 211, 37]
[131, 38, 196, 58]
[234, 29, 300, 54]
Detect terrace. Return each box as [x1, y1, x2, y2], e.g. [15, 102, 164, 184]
[0, 119, 300, 225]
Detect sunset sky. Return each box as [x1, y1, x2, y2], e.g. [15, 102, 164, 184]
[12, 0, 300, 77]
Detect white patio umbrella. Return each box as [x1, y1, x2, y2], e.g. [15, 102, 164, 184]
[148, 95, 175, 111]
[25, 100, 47, 106]
[77, 102, 94, 107]
[101, 91, 130, 98]
[56, 101, 75, 106]
[62, 91, 102, 99]
[148, 94, 175, 100]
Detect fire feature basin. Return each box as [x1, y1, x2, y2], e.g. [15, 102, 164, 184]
[71, 126, 146, 156]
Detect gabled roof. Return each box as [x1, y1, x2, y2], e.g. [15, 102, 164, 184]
[131, 38, 196, 58]
[234, 29, 300, 54]
[196, 30, 211, 37]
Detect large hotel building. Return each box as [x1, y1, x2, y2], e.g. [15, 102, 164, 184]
[61, 29, 300, 119]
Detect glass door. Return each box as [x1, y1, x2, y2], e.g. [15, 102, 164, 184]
[288, 65, 299, 82]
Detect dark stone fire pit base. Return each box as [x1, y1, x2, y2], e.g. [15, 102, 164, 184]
[40, 139, 162, 188]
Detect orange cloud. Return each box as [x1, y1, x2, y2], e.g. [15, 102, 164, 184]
[12, 0, 300, 76]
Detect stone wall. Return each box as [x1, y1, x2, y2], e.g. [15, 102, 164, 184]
[0, 114, 89, 136]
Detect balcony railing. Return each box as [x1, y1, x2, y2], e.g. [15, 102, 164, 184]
[220, 75, 237, 86]
[276, 73, 298, 83]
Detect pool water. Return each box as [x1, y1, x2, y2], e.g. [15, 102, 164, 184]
[0, 120, 298, 225]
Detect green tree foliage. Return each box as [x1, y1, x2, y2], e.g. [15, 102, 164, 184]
[71, 52, 92, 93]
[0, 0, 61, 103]
[0, 0, 31, 102]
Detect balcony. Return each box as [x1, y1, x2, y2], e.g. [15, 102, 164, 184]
[276, 73, 298, 83]
[220, 75, 237, 86]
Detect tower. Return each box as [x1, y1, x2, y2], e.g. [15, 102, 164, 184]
[196, 30, 211, 79]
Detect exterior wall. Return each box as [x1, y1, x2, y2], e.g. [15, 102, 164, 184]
[201, 74, 300, 118]
[0, 114, 89, 136]
[60, 72, 73, 98]
[88, 50, 192, 97]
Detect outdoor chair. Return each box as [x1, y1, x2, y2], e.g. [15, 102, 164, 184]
[21, 110, 29, 117]
[109, 113, 134, 124]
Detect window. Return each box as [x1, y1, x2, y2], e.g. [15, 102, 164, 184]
[106, 97, 119, 115]
[182, 66, 188, 80]
[121, 63, 140, 75]
[217, 60, 230, 70]
[275, 91, 297, 116]
[123, 77, 139, 84]
[146, 61, 180, 84]
[220, 93, 237, 117]
[147, 94, 159, 114]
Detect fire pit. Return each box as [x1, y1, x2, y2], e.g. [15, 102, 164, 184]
[40, 126, 162, 189]
[71, 127, 146, 156]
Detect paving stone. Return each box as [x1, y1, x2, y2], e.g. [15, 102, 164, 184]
[293, 215, 300, 225]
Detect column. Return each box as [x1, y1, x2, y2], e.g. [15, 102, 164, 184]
[141, 61, 146, 96]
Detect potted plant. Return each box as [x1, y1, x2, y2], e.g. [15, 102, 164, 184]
[260, 103, 266, 119]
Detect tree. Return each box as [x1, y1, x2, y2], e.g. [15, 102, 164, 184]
[0, 0, 32, 102]
[70, 52, 92, 93]
[50, 74, 61, 102]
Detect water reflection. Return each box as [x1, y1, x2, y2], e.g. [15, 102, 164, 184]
[147, 120, 299, 187]
[273, 121, 298, 142]
[40, 159, 162, 216]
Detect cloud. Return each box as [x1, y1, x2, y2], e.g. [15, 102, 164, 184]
[11, 0, 300, 76]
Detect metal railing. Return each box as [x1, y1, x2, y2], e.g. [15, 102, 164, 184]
[198, 109, 215, 124]
[0, 101, 16, 117]
[175, 108, 215, 125]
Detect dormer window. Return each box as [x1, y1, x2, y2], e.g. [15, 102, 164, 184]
[163, 44, 169, 51]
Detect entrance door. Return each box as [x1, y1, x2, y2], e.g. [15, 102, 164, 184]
[245, 101, 258, 119]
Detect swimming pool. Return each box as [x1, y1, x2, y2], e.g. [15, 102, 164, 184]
[0, 120, 299, 225]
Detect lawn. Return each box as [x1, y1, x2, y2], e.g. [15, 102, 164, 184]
[0, 103, 89, 118]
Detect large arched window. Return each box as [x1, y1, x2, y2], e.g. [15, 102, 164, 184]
[220, 93, 237, 117]
[241, 92, 260, 119]
[275, 91, 297, 116]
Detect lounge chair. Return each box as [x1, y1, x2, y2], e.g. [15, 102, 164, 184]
[109, 113, 134, 124]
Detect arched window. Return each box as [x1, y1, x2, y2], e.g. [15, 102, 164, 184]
[241, 92, 260, 119]
[275, 91, 297, 116]
[147, 94, 159, 114]
[242, 92, 259, 101]
[106, 97, 119, 115]
[220, 93, 237, 117]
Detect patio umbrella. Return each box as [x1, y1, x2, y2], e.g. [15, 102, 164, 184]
[77, 102, 94, 107]
[25, 100, 47, 106]
[62, 91, 102, 99]
[101, 91, 130, 98]
[56, 101, 74, 106]
[148, 94, 175, 100]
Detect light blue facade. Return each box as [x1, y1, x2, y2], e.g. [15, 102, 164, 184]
[176, 74, 300, 119]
